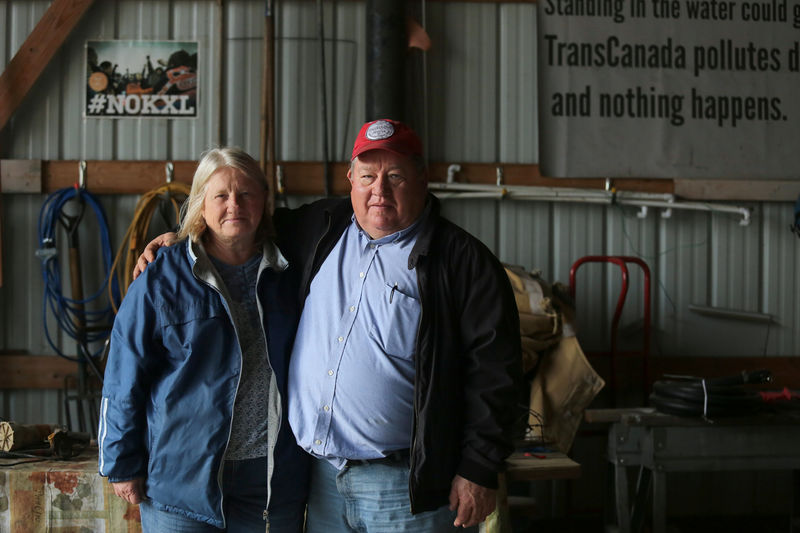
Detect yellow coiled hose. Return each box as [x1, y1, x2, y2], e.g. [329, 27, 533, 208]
[109, 182, 191, 312]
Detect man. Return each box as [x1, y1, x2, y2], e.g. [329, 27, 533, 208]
[136, 119, 521, 531]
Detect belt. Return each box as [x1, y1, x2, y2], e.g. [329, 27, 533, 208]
[345, 449, 410, 467]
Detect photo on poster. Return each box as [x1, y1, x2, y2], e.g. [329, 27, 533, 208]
[85, 40, 198, 118]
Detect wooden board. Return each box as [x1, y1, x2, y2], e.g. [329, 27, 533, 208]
[0, 159, 41, 193]
[648, 355, 800, 390]
[505, 451, 581, 482]
[0, 0, 96, 131]
[675, 179, 800, 201]
[0, 354, 81, 389]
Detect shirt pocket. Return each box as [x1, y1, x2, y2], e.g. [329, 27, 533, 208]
[157, 297, 229, 362]
[369, 283, 421, 360]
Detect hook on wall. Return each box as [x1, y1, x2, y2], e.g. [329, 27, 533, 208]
[165, 162, 174, 183]
[276, 164, 286, 195]
[661, 198, 674, 219]
[446, 164, 461, 184]
[78, 160, 87, 189]
[739, 208, 752, 226]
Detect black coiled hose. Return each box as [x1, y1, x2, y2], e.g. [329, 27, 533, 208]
[649, 369, 773, 417]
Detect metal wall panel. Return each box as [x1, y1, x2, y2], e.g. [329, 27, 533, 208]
[3, 1, 221, 160]
[426, 2, 499, 162]
[762, 202, 800, 355]
[485, 197, 795, 359]
[225, 0, 263, 151]
[498, 4, 538, 163]
[276, 0, 364, 163]
[2, 1, 800, 481]
[1, 390, 63, 427]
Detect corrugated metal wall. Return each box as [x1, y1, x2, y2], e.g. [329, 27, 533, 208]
[1, 0, 799, 516]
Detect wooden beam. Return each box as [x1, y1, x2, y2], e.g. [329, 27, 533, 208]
[10, 160, 676, 196]
[43, 160, 198, 194]
[0, 177, 3, 287]
[648, 355, 800, 390]
[1, 159, 41, 192]
[675, 179, 800, 201]
[0, 354, 82, 390]
[590, 355, 800, 393]
[0, 0, 97, 133]
[279, 162, 351, 196]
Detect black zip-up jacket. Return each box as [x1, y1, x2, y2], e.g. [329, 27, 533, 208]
[275, 194, 522, 513]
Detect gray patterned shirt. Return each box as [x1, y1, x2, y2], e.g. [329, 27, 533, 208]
[210, 253, 270, 460]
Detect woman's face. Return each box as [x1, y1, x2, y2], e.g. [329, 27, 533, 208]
[201, 167, 266, 246]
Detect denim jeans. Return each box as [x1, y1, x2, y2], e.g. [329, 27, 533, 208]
[139, 456, 305, 533]
[305, 457, 476, 533]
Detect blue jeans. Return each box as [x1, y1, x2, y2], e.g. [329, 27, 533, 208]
[140, 457, 305, 533]
[306, 457, 475, 533]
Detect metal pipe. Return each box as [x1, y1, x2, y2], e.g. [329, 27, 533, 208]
[688, 304, 773, 323]
[316, 0, 331, 196]
[427, 182, 751, 224]
[216, 0, 225, 144]
[433, 192, 504, 200]
[260, 0, 277, 211]
[366, 0, 406, 121]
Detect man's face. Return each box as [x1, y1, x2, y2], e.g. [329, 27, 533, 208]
[347, 150, 428, 239]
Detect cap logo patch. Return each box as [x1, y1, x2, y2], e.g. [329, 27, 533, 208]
[365, 120, 395, 140]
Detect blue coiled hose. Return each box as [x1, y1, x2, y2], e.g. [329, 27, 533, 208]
[36, 186, 118, 361]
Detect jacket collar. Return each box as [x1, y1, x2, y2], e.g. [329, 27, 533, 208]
[186, 237, 289, 285]
[325, 196, 355, 221]
[408, 194, 439, 270]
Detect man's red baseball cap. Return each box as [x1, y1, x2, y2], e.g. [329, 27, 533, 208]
[351, 119, 423, 160]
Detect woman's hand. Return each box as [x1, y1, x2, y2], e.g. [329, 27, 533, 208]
[111, 478, 147, 504]
[133, 232, 179, 280]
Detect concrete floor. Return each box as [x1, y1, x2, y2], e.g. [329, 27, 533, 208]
[513, 514, 791, 533]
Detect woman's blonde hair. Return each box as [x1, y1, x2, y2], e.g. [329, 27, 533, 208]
[177, 147, 274, 243]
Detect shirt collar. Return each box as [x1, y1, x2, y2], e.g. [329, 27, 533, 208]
[352, 200, 430, 245]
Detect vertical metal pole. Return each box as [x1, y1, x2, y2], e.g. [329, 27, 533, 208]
[317, 0, 331, 196]
[66, 213, 88, 433]
[0, 174, 4, 287]
[366, 0, 406, 121]
[261, 0, 277, 213]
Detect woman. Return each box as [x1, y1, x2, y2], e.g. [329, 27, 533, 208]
[98, 147, 309, 532]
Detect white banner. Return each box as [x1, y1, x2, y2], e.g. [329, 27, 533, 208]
[538, 0, 800, 178]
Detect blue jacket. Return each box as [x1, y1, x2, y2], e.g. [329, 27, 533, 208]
[98, 239, 309, 527]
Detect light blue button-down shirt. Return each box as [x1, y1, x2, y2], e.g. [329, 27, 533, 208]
[288, 216, 422, 468]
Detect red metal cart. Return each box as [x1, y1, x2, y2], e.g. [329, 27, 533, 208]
[569, 256, 651, 405]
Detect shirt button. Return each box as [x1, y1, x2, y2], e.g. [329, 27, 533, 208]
[359, 272, 365, 278]
[338, 336, 344, 342]
[323, 405, 330, 412]
[314, 439, 322, 445]
[370, 244, 376, 249]
[328, 369, 334, 376]
[349, 306, 355, 312]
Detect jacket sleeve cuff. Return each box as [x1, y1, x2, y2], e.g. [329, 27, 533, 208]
[456, 457, 501, 489]
[106, 473, 146, 483]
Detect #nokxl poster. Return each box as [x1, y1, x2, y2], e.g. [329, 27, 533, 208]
[85, 40, 198, 118]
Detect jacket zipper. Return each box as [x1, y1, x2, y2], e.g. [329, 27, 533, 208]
[409, 258, 425, 513]
[193, 262, 244, 530]
[255, 264, 277, 531]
